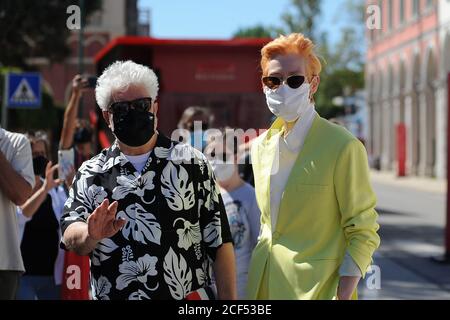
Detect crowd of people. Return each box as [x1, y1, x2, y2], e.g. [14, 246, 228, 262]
[0, 32, 380, 300]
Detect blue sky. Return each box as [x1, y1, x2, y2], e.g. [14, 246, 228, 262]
[138, 0, 350, 45]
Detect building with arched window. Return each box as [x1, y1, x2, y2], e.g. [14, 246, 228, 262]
[366, 0, 450, 179]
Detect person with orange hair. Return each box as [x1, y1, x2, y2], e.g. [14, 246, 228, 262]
[247, 33, 380, 300]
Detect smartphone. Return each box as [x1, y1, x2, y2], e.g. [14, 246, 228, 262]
[83, 75, 97, 88]
[58, 149, 75, 180]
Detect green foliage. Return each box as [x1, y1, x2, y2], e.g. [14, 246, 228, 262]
[8, 91, 63, 132]
[232, 0, 366, 119]
[233, 25, 276, 38]
[0, 1, 100, 133]
[0, 0, 102, 68]
[0, 69, 63, 131]
[315, 68, 364, 118]
[280, 0, 321, 41]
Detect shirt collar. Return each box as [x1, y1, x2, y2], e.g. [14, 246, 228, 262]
[282, 104, 317, 153]
[103, 132, 173, 171]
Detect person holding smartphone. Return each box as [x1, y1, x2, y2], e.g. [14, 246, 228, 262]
[59, 74, 95, 169]
[58, 74, 95, 300]
[16, 131, 71, 300]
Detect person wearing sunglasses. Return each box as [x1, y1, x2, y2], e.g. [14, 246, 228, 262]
[60, 60, 236, 300]
[247, 33, 380, 300]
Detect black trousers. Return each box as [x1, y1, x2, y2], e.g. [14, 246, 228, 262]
[0, 271, 22, 300]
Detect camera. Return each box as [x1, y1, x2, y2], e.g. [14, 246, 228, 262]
[86, 75, 97, 88]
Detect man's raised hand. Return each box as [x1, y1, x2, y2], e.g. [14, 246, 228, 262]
[87, 199, 125, 241]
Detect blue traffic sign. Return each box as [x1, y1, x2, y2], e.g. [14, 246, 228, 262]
[5, 73, 42, 108]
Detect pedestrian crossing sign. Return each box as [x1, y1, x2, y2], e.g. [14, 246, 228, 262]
[5, 73, 42, 108]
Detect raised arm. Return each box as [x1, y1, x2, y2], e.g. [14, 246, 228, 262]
[20, 162, 62, 218]
[63, 199, 125, 256]
[59, 75, 88, 150]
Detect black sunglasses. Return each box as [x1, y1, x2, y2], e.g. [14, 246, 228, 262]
[108, 97, 153, 115]
[262, 75, 305, 90]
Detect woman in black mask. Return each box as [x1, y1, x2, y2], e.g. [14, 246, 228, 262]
[16, 132, 72, 300]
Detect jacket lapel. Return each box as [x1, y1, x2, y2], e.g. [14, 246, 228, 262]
[275, 114, 321, 230]
[254, 118, 284, 226]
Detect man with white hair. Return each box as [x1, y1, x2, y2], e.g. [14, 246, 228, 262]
[60, 60, 236, 300]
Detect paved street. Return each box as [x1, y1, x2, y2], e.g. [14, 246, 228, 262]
[358, 171, 450, 299]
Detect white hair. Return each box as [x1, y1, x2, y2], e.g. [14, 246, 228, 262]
[95, 60, 159, 111]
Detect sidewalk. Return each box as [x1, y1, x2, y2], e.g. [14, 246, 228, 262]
[370, 169, 446, 224]
[370, 169, 446, 194]
[357, 169, 450, 300]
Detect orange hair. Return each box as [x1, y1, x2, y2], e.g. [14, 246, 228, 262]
[261, 33, 322, 81]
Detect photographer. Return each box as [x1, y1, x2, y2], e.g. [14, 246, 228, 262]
[59, 74, 95, 168]
[58, 74, 95, 300]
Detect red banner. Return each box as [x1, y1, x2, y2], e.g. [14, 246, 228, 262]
[60, 252, 90, 300]
[396, 123, 406, 177]
[446, 73, 450, 258]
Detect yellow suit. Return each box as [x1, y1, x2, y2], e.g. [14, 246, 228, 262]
[247, 114, 380, 300]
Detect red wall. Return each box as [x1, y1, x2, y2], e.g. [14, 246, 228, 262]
[151, 45, 270, 133]
[96, 39, 273, 139]
[152, 45, 262, 94]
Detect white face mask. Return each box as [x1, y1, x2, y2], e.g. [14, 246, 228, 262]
[264, 83, 312, 122]
[211, 160, 235, 182]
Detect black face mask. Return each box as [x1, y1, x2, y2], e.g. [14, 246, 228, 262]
[33, 155, 48, 177]
[112, 110, 155, 147]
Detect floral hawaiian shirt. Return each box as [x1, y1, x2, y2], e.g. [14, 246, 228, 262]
[60, 133, 232, 300]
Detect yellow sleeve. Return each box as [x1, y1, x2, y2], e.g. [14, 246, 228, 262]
[334, 139, 381, 277]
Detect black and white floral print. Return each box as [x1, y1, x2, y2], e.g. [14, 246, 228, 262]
[61, 133, 232, 300]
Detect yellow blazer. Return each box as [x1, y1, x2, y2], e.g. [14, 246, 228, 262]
[247, 114, 380, 300]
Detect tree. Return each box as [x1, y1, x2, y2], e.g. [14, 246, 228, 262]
[280, 0, 321, 40]
[233, 25, 275, 38]
[231, 0, 366, 119]
[233, 0, 321, 39]
[0, 0, 101, 69]
[313, 0, 366, 118]
[315, 68, 364, 119]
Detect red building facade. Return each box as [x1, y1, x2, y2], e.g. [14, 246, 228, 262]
[365, 0, 450, 178]
[94, 36, 272, 136]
